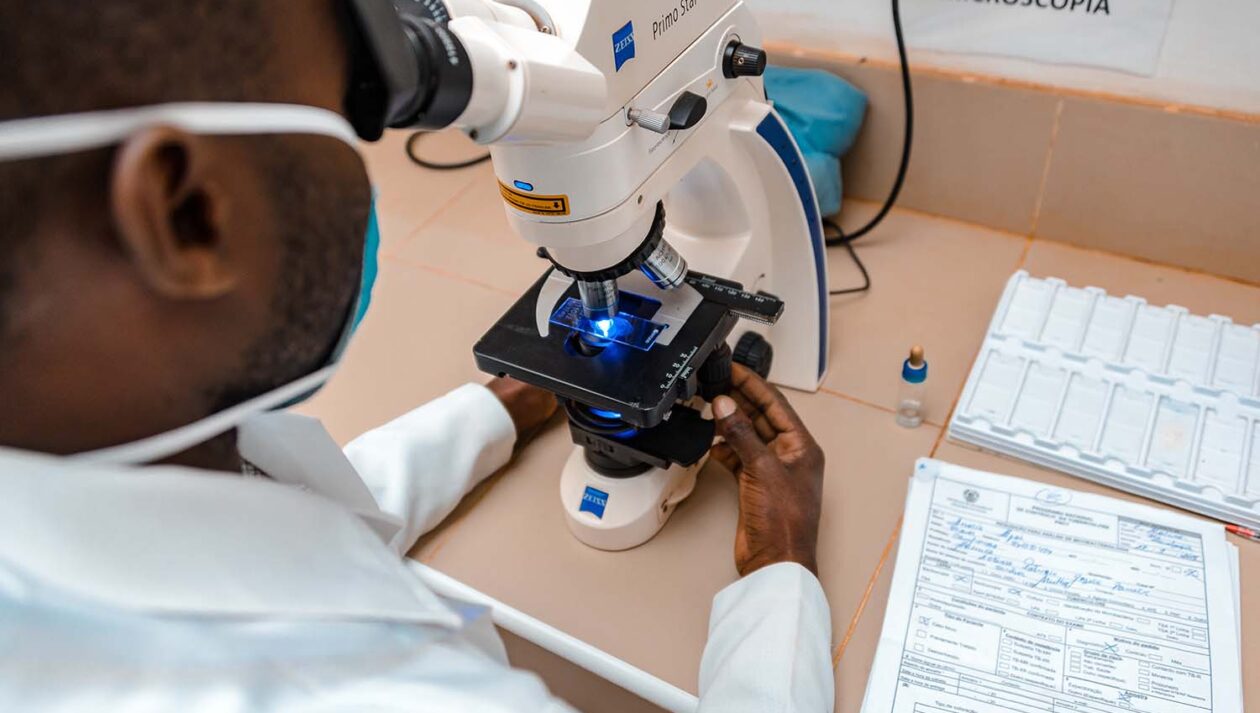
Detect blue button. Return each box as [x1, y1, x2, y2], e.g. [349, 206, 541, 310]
[513, 180, 535, 192]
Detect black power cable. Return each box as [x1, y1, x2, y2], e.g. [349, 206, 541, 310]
[405, 130, 491, 170]
[828, 0, 913, 296]
[825, 218, 871, 296]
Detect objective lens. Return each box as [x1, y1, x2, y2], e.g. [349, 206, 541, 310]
[639, 239, 688, 290]
[577, 279, 619, 321]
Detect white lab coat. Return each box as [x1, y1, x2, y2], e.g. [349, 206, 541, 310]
[0, 384, 833, 712]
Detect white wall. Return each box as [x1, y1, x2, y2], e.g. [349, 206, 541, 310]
[748, 0, 1260, 115]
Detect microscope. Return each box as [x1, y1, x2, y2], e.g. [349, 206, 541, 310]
[346, 0, 829, 550]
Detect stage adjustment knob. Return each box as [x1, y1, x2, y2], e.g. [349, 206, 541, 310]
[733, 332, 773, 378]
[723, 41, 767, 79]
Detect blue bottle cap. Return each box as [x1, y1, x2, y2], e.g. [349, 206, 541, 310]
[902, 358, 928, 384]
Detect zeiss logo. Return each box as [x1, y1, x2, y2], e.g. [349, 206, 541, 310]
[579, 486, 610, 519]
[612, 21, 635, 72]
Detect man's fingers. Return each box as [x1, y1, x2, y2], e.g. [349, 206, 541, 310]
[731, 364, 809, 436]
[709, 443, 740, 474]
[713, 395, 772, 468]
[730, 390, 778, 442]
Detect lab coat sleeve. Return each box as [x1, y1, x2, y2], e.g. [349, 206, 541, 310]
[697, 562, 834, 713]
[343, 383, 516, 554]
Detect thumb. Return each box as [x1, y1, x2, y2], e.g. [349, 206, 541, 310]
[713, 396, 771, 467]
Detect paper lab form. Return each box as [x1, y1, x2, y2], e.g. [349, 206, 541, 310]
[862, 459, 1243, 713]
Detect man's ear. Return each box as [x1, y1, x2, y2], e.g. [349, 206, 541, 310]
[109, 126, 239, 299]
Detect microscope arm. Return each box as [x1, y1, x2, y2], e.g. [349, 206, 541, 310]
[443, 5, 607, 144]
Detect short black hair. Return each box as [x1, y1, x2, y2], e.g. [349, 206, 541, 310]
[0, 2, 279, 121]
[0, 1, 284, 338]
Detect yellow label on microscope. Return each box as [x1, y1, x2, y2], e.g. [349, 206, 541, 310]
[499, 182, 570, 217]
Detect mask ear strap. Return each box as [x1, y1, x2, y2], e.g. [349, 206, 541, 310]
[0, 103, 358, 163]
[68, 365, 340, 466]
[6, 102, 364, 466]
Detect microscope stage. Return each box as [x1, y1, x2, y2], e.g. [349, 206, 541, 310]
[474, 270, 739, 429]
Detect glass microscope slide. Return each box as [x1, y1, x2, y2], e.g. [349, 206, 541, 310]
[549, 297, 667, 351]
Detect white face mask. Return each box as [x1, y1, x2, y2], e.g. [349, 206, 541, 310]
[0, 103, 373, 466]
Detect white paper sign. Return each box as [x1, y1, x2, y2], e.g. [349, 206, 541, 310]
[902, 0, 1176, 75]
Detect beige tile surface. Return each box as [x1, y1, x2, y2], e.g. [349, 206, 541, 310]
[1036, 97, 1260, 285]
[499, 628, 668, 713]
[364, 129, 487, 248]
[826, 202, 1028, 425]
[1242, 542, 1260, 713]
[295, 261, 513, 445]
[834, 553, 895, 713]
[422, 390, 939, 697]
[774, 52, 1060, 235]
[388, 163, 552, 297]
[1023, 239, 1260, 325]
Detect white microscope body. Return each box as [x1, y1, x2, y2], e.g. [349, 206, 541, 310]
[443, 0, 829, 550]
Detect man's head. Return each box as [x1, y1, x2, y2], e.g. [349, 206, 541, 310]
[0, 1, 372, 465]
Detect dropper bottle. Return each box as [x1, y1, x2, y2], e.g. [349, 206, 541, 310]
[896, 345, 928, 428]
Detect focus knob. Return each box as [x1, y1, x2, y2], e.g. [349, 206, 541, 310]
[723, 41, 767, 79]
[698, 344, 733, 402]
[733, 332, 773, 378]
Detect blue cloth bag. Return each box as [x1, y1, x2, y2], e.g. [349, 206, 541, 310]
[764, 66, 867, 218]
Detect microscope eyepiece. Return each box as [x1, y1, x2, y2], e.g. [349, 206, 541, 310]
[392, 11, 475, 131]
[344, 0, 605, 144]
[343, 0, 474, 140]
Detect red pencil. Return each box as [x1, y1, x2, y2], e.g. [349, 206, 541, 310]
[1225, 524, 1260, 542]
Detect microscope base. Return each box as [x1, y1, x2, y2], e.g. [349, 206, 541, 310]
[559, 447, 700, 551]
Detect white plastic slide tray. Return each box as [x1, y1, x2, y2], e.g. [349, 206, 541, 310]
[949, 270, 1260, 530]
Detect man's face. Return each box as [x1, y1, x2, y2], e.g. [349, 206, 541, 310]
[207, 0, 375, 411]
[210, 135, 371, 412]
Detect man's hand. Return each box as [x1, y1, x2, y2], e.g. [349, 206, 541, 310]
[709, 364, 825, 577]
[486, 377, 559, 445]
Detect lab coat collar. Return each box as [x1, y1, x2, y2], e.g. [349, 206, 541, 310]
[0, 444, 462, 630]
[235, 411, 406, 545]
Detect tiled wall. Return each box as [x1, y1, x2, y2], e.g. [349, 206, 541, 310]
[769, 44, 1260, 286]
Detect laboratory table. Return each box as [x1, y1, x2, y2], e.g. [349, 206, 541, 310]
[300, 131, 1259, 712]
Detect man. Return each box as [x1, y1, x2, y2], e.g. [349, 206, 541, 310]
[0, 2, 832, 710]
